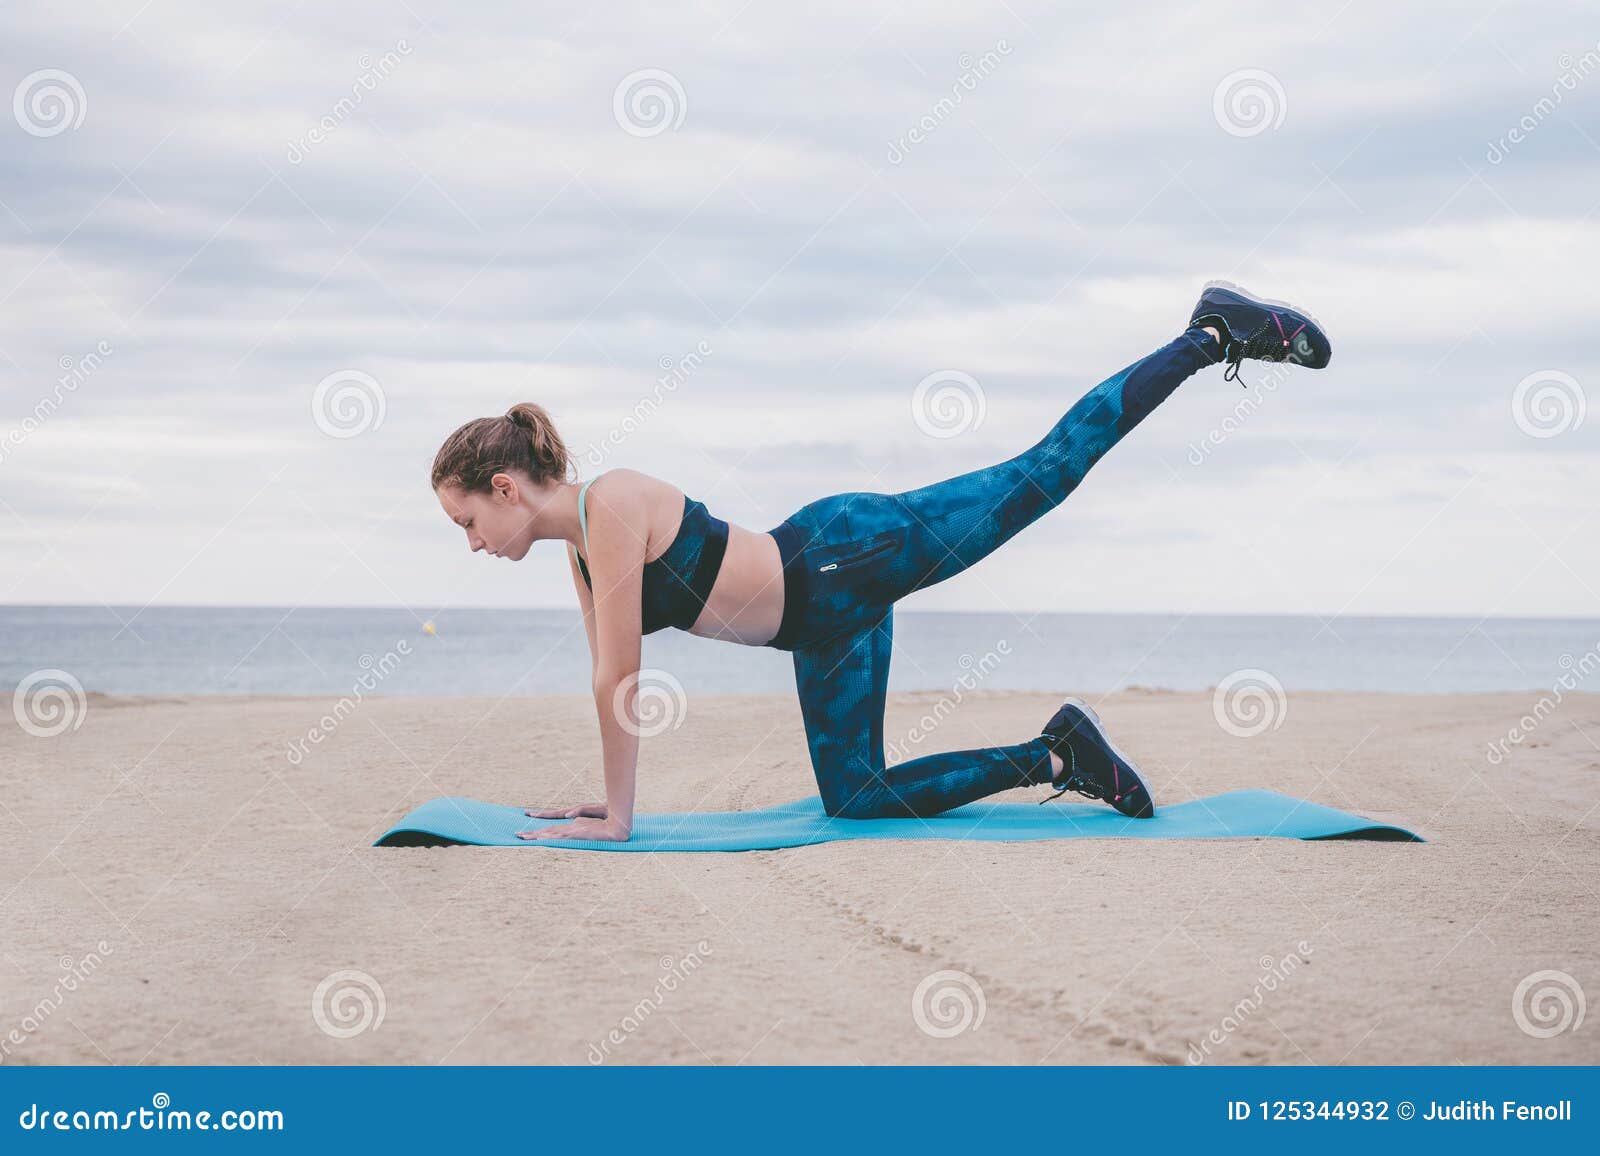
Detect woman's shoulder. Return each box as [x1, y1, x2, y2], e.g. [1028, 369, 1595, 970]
[582, 470, 690, 536]
[585, 467, 682, 504]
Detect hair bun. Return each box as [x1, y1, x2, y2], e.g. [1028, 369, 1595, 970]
[434, 401, 572, 493]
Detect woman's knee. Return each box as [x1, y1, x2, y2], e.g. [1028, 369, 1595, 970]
[818, 778, 873, 819]
[823, 796, 882, 820]
[820, 781, 899, 820]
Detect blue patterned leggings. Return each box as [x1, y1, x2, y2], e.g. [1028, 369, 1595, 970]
[767, 330, 1222, 818]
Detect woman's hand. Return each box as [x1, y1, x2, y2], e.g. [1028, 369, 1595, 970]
[524, 802, 607, 820]
[517, 815, 631, 842]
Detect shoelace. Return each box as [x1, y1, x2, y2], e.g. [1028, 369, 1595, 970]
[1039, 743, 1145, 809]
[1038, 744, 1109, 805]
[1221, 311, 1307, 384]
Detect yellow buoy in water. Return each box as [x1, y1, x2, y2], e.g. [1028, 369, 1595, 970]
[422, 620, 437, 636]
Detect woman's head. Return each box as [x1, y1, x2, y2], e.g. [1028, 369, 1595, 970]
[432, 402, 572, 561]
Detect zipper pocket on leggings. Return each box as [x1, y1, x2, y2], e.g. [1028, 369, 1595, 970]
[818, 537, 897, 573]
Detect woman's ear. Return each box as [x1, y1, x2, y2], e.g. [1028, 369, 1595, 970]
[490, 471, 519, 504]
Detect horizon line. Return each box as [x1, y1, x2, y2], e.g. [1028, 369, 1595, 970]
[3, 603, 1597, 625]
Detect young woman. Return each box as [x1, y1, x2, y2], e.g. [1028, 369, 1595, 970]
[431, 283, 1330, 842]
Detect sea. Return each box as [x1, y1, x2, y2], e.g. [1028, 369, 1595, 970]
[2, 605, 1596, 698]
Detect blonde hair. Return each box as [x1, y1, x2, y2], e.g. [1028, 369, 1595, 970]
[430, 402, 573, 492]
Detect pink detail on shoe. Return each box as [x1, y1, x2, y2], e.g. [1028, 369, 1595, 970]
[1273, 315, 1308, 350]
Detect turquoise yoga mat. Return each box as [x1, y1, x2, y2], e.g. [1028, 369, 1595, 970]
[374, 788, 1421, 850]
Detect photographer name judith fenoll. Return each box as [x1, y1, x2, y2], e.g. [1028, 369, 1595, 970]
[1421, 1099, 1572, 1121]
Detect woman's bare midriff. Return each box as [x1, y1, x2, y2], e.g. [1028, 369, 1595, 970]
[686, 523, 785, 646]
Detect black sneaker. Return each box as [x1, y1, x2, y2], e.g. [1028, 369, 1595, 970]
[1190, 280, 1332, 383]
[1038, 697, 1155, 819]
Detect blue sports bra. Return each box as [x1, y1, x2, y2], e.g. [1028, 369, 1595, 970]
[570, 476, 730, 635]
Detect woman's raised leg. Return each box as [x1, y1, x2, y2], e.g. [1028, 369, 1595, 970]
[772, 329, 1224, 646]
[884, 328, 1222, 600]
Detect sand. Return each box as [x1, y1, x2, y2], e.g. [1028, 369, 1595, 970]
[1, 690, 1596, 1066]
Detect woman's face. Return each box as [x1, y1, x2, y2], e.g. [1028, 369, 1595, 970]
[436, 474, 540, 561]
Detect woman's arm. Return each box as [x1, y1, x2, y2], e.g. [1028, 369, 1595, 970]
[571, 536, 600, 659]
[522, 472, 647, 842]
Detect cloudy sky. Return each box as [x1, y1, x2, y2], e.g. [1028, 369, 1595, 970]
[1, 0, 1596, 619]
